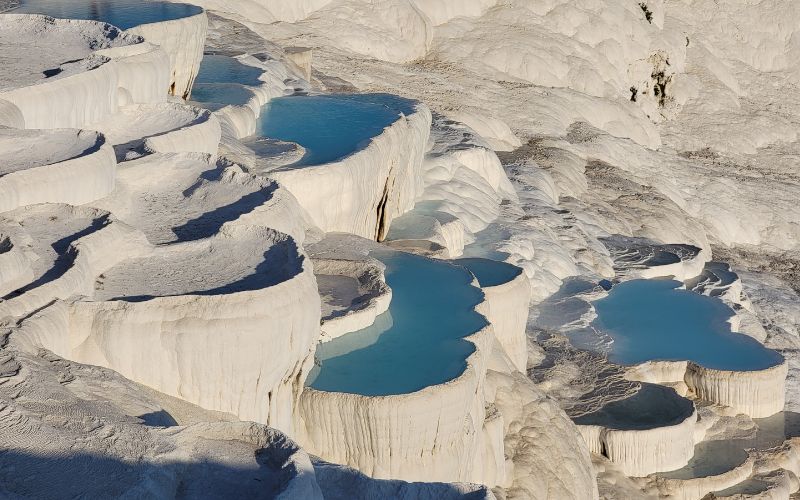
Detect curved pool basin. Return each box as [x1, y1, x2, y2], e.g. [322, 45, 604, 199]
[10, 0, 202, 30]
[256, 94, 415, 166]
[306, 251, 486, 396]
[454, 257, 522, 288]
[591, 279, 782, 371]
[573, 384, 694, 431]
[195, 55, 264, 86]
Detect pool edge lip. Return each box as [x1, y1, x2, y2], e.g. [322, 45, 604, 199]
[452, 256, 524, 289]
[129, 2, 205, 31]
[648, 445, 762, 498]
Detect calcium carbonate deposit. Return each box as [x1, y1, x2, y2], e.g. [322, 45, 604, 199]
[0, 0, 799, 499]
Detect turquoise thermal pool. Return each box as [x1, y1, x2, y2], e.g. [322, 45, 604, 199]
[11, 0, 201, 30]
[306, 251, 486, 396]
[590, 279, 782, 371]
[195, 55, 264, 86]
[256, 94, 415, 166]
[454, 257, 521, 287]
[190, 55, 264, 107]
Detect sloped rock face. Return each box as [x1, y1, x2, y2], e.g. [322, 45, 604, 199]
[128, 9, 208, 98]
[0, 8, 319, 454]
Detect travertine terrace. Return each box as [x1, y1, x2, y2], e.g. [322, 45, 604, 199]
[0, 1, 799, 499]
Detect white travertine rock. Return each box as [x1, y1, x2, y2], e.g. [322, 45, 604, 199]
[443, 110, 521, 152]
[1, 204, 320, 438]
[284, 47, 313, 82]
[476, 270, 531, 372]
[95, 41, 171, 107]
[409, 0, 498, 26]
[302, 0, 432, 63]
[685, 362, 789, 419]
[577, 407, 698, 477]
[431, 0, 686, 120]
[0, 17, 182, 130]
[90, 102, 221, 157]
[128, 9, 208, 98]
[0, 207, 148, 321]
[626, 360, 789, 419]
[0, 224, 34, 297]
[68, 228, 319, 434]
[0, 12, 206, 129]
[0, 14, 140, 91]
[646, 458, 755, 500]
[315, 257, 392, 342]
[0, 129, 116, 213]
[91, 152, 310, 246]
[387, 114, 516, 257]
[0, 98, 23, 127]
[628, 247, 711, 282]
[487, 369, 599, 499]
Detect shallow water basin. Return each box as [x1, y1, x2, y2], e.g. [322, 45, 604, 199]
[256, 94, 415, 166]
[590, 279, 782, 371]
[306, 251, 485, 396]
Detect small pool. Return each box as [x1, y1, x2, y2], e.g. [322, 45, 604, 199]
[573, 384, 694, 430]
[195, 55, 264, 86]
[590, 279, 782, 371]
[306, 251, 485, 396]
[713, 479, 770, 497]
[190, 84, 254, 107]
[11, 0, 202, 30]
[256, 94, 415, 167]
[454, 257, 521, 287]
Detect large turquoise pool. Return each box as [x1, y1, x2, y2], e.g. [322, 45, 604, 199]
[11, 0, 201, 30]
[591, 279, 782, 371]
[306, 251, 486, 396]
[256, 94, 415, 166]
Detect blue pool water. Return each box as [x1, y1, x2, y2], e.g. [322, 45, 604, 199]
[195, 55, 264, 86]
[591, 279, 782, 371]
[306, 251, 486, 395]
[12, 0, 201, 30]
[256, 94, 415, 166]
[190, 84, 254, 107]
[454, 257, 521, 287]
